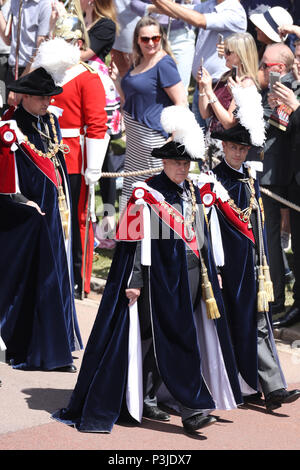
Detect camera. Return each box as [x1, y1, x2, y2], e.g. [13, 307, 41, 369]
[217, 34, 224, 58]
[231, 65, 238, 80]
[269, 71, 281, 92]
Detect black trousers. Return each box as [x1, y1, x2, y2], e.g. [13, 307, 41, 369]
[69, 174, 83, 291]
[99, 146, 125, 215]
[289, 179, 300, 306]
[261, 179, 300, 311]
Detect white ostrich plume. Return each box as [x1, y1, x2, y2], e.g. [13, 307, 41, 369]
[32, 37, 81, 85]
[160, 105, 206, 160]
[232, 85, 266, 147]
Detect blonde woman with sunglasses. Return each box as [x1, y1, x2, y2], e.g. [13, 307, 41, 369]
[197, 32, 260, 133]
[110, 16, 187, 208]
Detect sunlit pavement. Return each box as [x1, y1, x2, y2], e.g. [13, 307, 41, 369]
[0, 292, 299, 451]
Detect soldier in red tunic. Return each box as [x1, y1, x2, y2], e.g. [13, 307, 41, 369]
[40, 15, 109, 298]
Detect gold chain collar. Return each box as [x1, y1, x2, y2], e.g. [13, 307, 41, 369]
[227, 168, 257, 225]
[177, 178, 197, 241]
[23, 111, 69, 160]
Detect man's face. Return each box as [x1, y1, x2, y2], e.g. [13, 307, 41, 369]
[294, 43, 300, 75]
[163, 159, 191, 185]
[222, 141, 250, 170]
[261, 48, 286, 83]
[294, 43, 300, 61]
[22, 94, 51, 116]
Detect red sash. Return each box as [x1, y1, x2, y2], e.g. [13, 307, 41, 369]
[0, 124, 17, 194]
[20, 142, 61, 188]
[199, 183, 255, 244]
[116, 186, 200, 258]
[0, 113, 62, 192]
[0, 146, 16, 194]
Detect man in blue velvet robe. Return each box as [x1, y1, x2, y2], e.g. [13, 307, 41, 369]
[52, 106, 244, 434]
[0, 66, 82, 372]
[204, 123, 300, 412]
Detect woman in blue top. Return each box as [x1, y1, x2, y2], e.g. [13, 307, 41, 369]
[130, 0, 201, 93]
[110, 16, 187, 209]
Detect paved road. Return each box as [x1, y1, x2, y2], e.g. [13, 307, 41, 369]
[0, 295, 300, 452]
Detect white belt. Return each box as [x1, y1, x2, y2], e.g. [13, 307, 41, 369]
[61, 128, 81, 138]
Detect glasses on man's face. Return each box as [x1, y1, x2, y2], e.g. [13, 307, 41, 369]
[261, 62, 284, 70]
[139, 35, 161, 44]
[224, 48, 233, 56]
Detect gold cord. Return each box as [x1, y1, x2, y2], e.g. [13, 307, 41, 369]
[24, 112, 70, 238]
[227, 168, 257, 227]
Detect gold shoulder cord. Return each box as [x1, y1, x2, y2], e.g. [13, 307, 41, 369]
[24, 112, 70, 239]
[202, 202, 210, 231]
[189, 179, 220, 320]
[222, 168, 273, 312]
[79, 61, 98, 74]
[227, 168, 257, 228]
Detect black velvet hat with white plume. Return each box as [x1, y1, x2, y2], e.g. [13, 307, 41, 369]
[212, 85, 266, 148]
[151, 106, 206, 161]
[7, 37, 80, 96]
[211, 122, 253, 146]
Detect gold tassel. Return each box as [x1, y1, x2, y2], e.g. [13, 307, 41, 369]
[257, 266, 269, 313]
[58, 187, 69, 239]
[259, 197, 265, 226]
[201, 262, 221, 320]
[262, 255, 274, 302]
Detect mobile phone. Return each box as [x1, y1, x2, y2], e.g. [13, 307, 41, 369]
[231, 65, 238, 80]
[269, 71, 281, 92]
[217, 34, 224, 58]
[217, 33, 224, 45]
[199, 57, 203, 78]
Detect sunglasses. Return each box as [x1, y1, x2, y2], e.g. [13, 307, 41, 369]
[139, 35, 161, 44]
[224, 48, 233, 56]
[261, 62, 284, 69]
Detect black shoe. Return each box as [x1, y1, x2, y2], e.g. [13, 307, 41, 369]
[74, 285, 87, 300]
[183, 414, 217, 433]
[242, 392, 263, 405]
[265, 388, 300, 411]
[74, 286, 82, 300]
[143, 405, 170, 421]
[272, 305, 300, 328]
[54, 364, 77, 373]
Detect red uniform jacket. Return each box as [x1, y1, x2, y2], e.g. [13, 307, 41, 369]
[50, 62, 108, 175]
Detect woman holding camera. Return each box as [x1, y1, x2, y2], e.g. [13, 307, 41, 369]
[197, 32, 260, 134]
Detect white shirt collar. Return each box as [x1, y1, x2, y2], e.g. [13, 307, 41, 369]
[224, 158, 244, 174]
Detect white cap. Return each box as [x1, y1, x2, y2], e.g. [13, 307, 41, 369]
[250, 6, 293, 43]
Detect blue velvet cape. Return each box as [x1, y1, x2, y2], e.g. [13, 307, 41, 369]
[52, 171, 242, 433]
[213, 159, 269, 390]
[0, 105, 82, 370]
